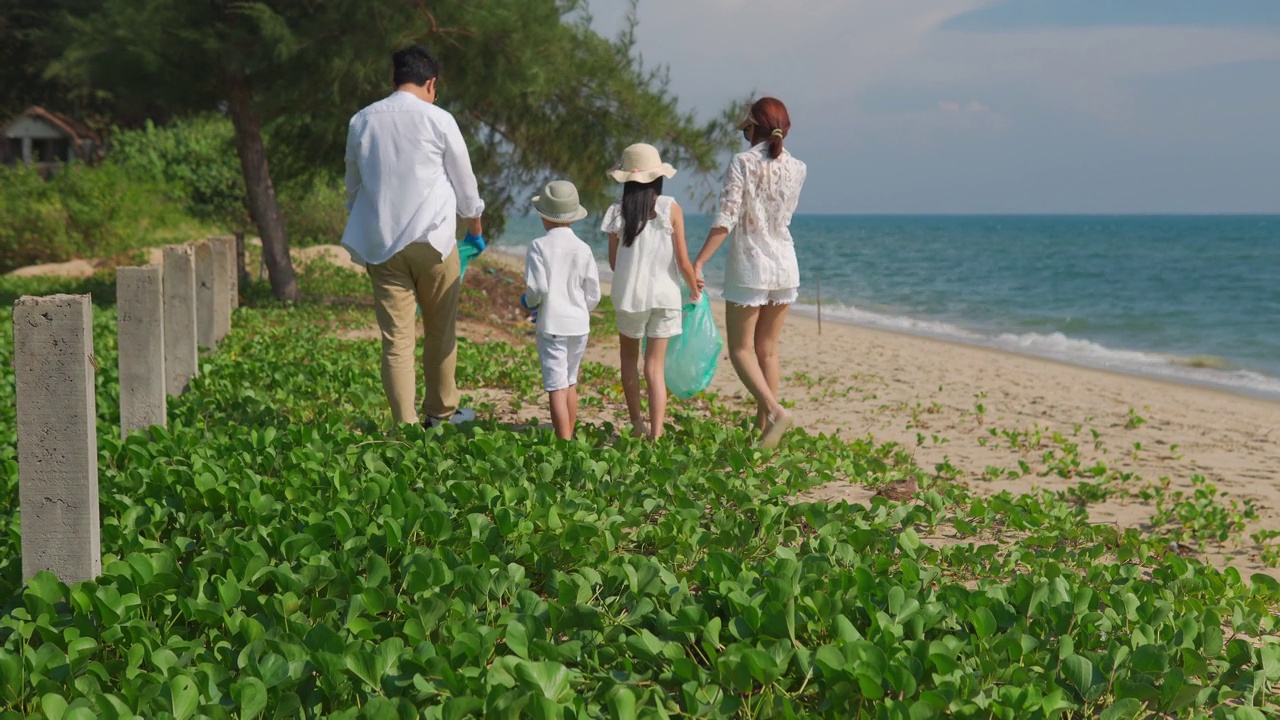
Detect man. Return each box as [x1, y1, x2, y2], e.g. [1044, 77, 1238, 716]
[341, 45, 484, 428]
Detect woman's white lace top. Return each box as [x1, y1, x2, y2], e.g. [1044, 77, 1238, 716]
[712, 144, 807, 290]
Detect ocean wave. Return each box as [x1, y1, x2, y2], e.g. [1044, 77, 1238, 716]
[493, 244, 1280, 400]
[790, 300, 984, 341]
[790, 301, 1280, 400]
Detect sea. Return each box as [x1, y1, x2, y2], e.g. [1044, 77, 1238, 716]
[498, 214, 1280, 401]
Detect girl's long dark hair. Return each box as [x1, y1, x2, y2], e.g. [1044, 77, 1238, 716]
[620, 178, 663, 247]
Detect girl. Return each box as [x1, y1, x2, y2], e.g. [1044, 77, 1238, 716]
[693, 97, 807, 448]
[602, 143, 700, 439]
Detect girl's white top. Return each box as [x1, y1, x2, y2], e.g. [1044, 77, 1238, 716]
[713, 144, 807, 291]
[601, 195, 684, 313]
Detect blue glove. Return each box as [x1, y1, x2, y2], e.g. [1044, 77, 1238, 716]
[520, 293, 538, 323]
[461, 232, 486, 255]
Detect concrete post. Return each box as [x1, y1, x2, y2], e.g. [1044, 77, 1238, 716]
[195, 242, 217, 350]
[234, 233, 247, 308]
[162, 246, 199, 397]
[14, 294, 102, 584]
[116, 266, 166, 437]
[209, 236, 237, 330]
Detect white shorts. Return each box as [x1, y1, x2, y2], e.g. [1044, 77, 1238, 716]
[536, 332, 588, 392]
[616, 308, 683, 340]
[721, 285, 799, 307]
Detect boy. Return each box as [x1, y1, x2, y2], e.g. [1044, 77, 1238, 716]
[524, 180, 601, 440]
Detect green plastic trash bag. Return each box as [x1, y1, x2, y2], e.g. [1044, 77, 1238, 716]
[664, 293, 721, 398]
[420, 234, 485, 318]
[458, 232, 486, 279]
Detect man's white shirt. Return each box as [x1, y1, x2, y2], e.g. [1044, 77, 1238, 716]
[341, 91, 485, 267]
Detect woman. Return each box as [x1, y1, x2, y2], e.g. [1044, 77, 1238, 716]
[693, 97, 807, 448]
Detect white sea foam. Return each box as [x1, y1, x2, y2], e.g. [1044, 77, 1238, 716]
[790, 300, 984, 341]
[790, 301, 1280, 400]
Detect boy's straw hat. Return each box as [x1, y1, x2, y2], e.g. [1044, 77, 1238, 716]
[532, 180, 589, 223]
[607, 143, 678, 184]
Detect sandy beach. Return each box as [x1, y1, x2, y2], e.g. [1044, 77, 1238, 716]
[469, 249, 1280, 576]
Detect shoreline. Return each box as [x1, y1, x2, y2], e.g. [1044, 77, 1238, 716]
[783, 302, 1280, 407]
[489, 245, 1280, 406]
[780, 305, 1280, 414]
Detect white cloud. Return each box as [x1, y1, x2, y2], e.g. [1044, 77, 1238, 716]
[589, 0, 996, 114]
[593, 1, 1280, 124]
[587, 0, 1280, 211]
[885, 25, 1280, 125]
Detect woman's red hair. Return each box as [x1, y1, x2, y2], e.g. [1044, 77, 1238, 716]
[749, 97, 791, 159]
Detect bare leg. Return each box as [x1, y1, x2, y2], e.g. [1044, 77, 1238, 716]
[725, 303, 785, 430]
[755, 302, 790, 412]
[549, 389, 574, 440]
[644, 337, 670, 439]
[567, 384, 579, 431]
[619, 335, 647, 436]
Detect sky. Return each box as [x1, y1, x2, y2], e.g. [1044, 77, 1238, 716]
[586, 0, 1280, 214]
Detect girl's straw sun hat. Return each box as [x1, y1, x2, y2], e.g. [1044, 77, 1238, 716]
[607, 143, 678, 184]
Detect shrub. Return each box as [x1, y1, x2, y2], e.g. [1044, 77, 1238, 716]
[279, 177, 347, 247]
[2, 113, 348, 274]
[0, 163, 200, 273]
[106, 115, 250, 231]
[109, 114, 347, 247]
[0, 166, 70, 269]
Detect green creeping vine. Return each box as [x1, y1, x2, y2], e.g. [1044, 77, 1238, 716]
[0, 271, 1278, 719]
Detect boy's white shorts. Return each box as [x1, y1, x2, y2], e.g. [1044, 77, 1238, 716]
[616, 307, 682, 340]
[537, 332, 589, 392]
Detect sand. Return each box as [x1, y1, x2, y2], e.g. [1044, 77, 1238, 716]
[4, 239, 365, 281]
[476, 250, 1280, 578]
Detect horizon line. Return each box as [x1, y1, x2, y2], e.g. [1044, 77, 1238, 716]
[513, 211, 1280, 219]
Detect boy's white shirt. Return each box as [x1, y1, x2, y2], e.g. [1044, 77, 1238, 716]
[524, 227, 601, 336]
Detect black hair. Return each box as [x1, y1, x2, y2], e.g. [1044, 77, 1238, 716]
[392, 45, 440, 87]
[620, 178, 663, 248]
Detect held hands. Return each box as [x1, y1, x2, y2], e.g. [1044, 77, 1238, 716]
[693, 263, 708, 296]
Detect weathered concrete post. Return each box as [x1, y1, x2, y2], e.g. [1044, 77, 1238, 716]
[162, 246, 198, 397]
[14, 294, 102, 583]
[193, 240, 216, 351]
[116, 266, 166, 437]
[209, 236, 237, 331]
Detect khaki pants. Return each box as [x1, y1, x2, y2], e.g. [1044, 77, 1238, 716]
[367, 243, 461, 424]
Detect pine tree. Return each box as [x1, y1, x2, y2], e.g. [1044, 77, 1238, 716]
[44, 0, 736, 300]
